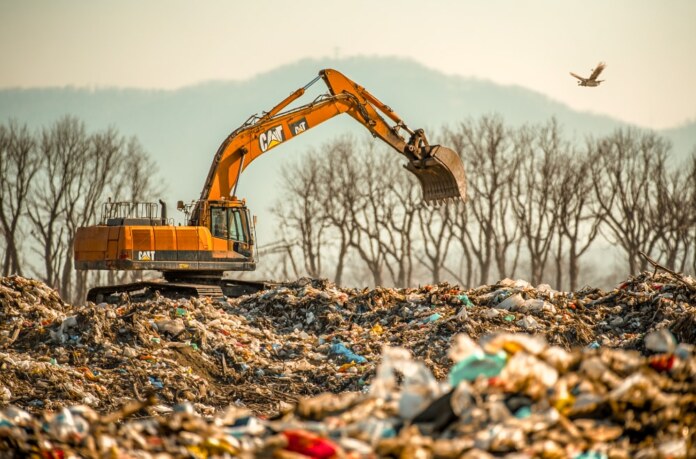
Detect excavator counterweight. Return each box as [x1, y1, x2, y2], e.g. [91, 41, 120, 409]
[74, 68, 467, 302]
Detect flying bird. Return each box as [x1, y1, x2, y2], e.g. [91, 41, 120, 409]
[570, 62, 606, 87]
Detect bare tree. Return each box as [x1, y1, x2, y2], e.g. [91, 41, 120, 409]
[268, 117, 696, 289]
[24, 117, 161, 303]
[442, 208, 475, 286]
[591, 129, 669, 273]
[273, 151, 330, 278]
[0, 121, 41, 276]
[272, 135, 376, 284]
[652, 152, 696, 272]
[415, 204, 457, 284]
[446, 116, 520, 284]
[509, 121, 562, 286]
[28, 117, 88, 290]
[414, 126, 470, 286]
[321, 136, 361, 285]
[550, 142, 604, 290]
[317, 136, 419, 287]
[114, 137, 164, 202]
[348, 142, 389, 286]
[379, 162, 419, 288]
[62, 127, 125, 302]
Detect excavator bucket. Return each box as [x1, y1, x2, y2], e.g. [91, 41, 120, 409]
[405, 145, 467, 204]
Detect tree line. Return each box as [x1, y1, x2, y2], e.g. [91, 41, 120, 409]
[266, 116, 696, 290]
[0, 116, 161, 303]
[2, 114, 694, 302]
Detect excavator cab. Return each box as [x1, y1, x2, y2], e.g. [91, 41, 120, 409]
[207, 201, 254, 258]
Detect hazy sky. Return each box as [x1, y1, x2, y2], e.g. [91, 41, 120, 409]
[1, 0, 695, 129]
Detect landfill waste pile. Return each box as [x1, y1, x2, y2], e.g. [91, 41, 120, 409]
[1, 271, 695, 457]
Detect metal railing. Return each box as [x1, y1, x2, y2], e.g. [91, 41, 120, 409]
[99, 201, 160, 224]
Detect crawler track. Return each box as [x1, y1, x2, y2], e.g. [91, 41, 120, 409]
[86, 278, 277, 303]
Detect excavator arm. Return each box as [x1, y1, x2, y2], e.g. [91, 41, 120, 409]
[192, 69, 466, 224]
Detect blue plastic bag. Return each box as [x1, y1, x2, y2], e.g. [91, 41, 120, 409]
[330, 342, 367, 364]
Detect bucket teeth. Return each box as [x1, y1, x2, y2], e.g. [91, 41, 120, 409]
[404, 145, 467, 205]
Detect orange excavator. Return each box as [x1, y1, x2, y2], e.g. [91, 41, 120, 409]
[74, 69, 467, 302]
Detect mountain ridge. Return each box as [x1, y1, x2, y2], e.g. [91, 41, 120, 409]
[1, 56, 694, 244]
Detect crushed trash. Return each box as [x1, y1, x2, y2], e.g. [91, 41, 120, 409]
[0, 271, 695, 456]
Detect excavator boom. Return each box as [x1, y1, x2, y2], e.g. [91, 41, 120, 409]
[196, 68, 466, 217]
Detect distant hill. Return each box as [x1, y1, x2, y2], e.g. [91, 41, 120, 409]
[2, 56, 695, 245]
[662, 121, 696, 157]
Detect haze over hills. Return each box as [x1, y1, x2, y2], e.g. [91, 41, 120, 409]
[2, 56, 695, 247]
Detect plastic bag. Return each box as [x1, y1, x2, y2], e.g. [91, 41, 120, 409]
[644, 328, 677, 353]
[370, 346, 440, 419]
[448, 352, 507, 386]
[330, 342, 367, 364]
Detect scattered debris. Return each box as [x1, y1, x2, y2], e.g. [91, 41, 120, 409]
[1, 271, 695, 456]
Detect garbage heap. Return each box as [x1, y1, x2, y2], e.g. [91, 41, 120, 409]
[0, 272, 695, 457]
[1, 330, 695, 458]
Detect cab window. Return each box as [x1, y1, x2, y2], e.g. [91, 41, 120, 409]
[211, 207, 228, 238]
[227, 208, 248, 242]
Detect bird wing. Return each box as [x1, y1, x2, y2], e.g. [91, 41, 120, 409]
[588, 62, 606, 81]
[569, 72, 585, 81]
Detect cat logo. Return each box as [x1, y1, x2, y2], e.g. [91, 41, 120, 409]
[289, 117, 309, 136]
[259, 125, 285, 152]
[138, 250, 155, 261]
